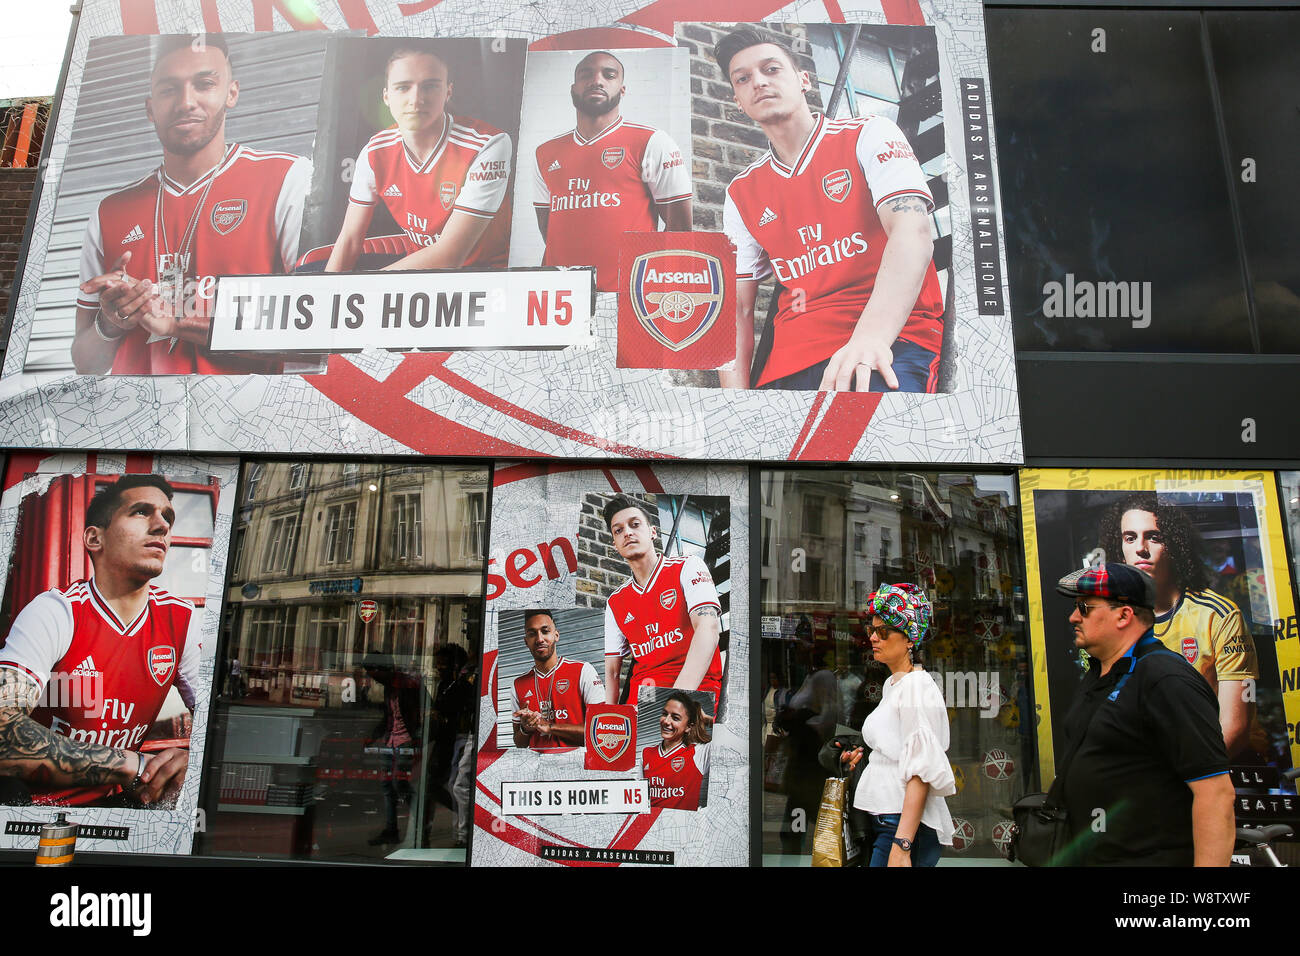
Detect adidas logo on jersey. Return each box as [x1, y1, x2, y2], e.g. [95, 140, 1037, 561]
[122, 224, 145, 243]
[548, 160, 561, 171]
[758, 207, 777, 226]
[70, 655, 101, 678]
[383, 184, 403, 197]
[624, 611, 634, 624]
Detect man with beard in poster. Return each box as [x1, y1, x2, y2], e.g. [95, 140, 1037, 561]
[530, 51, 692, 291]
[73, 35, 311, 375]
[510, 610, 604, 750]
[325, 44, 512, 273]
[1098, 492, 1259, 758]
[602, 496, 723, 711]
[713, 28, 943, 391]
[0, 476, 199, 807]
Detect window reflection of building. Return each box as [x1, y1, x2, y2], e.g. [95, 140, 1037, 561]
[760, 470, 1036, 863]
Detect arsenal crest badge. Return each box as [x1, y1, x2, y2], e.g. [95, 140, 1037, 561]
[601, 146, 625, 169]
[210, 199, 247, 235]
[439, 181, 457, 209]
[584, 704, 637, 770]
[148, 646, 176, 686]
[556, 679, 570, 694]
[822, 168, 853, 203]
[627, 250, 725, 353]
[660, 589, 678, 610]
[671, 753, 685, 772]
[1182, 637, 1198, 664]
[359, 600, 377, 624]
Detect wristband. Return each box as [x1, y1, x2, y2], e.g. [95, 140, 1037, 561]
[130, 752, 149, 791]
[93, 311, 128, 341]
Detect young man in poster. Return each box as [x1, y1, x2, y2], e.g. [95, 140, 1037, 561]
[0, 475, 201, 807]
[73, 35, 312, 375]
[602, 496, 723, 710]
[510, 610, 603, 749]
[1099, 493, 1260, 758]
[713, 28, 944, 391]
[530, 51, 692, 291]
[325, 45, 512, 273]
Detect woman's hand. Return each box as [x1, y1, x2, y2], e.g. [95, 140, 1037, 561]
[887, 843, 913, 867]
[839, 746, 864, 771]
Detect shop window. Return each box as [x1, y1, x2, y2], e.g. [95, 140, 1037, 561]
[761, 469, 1034, 865]
[201, 461, 487, 865]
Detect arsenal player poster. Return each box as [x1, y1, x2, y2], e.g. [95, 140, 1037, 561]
[473, 463, 749, 866]
[0, 454, 237, 855]
[1019, 468, 1299, 795]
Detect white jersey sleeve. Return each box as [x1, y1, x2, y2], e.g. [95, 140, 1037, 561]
[579, 661, 605, 705]
[75, 205, 107, 310]
[604, 601, 630, 658]
[274, 155, 312, 271]
[348, 141, 380, 207]
[695, 741, 711, 776]
[175, 606, 202, 712]
[855, 116, 934, 212]
[681, 553, 720, 613]
[531, 145, 549, 209]
[453, 131, 512, 219]
[641, 129, 691, 204]
[722, 187, 772, 282]
[0, 590, 74, 696]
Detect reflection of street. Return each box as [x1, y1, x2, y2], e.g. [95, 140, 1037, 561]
[204, 701, 464, 863]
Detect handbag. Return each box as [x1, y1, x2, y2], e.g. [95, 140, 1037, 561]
[1009, 789, 1070, 866]
[811, 773, 863, 867]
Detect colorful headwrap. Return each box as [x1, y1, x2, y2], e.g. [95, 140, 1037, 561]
[868, 583, 933, 647]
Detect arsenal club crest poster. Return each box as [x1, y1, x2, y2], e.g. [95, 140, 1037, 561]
[0, 0, 1018, 465]
[1018, 468, 1300, 787]
[473, 463, 747, 866]
[0, 453, 237, 855]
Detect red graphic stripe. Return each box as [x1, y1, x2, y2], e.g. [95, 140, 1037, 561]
[493, 462, 609, 487]
[304, 355, 539, 457]
[200, 0, 221, 32]
[124, 453, 154, 474]
[787, 392, 828, 460]
[119, 0, 159, 34]
[602, 469, 621, 492]
[621, 0, 790, 35]
[3, 453, 48, 491]
[822, 0, 847, 22]
[792, 393, 882, 461]
[253, 0, 327, 31]
[881, 0, 927, 25]
[425, 357, 677, 460]
[632, 466, 665, 494]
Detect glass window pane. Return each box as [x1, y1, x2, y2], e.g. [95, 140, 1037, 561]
[1206, 11, 1300, 352]
[171, 490, 214, 538]
[761, 469, 1033, 863]
[987, 9, 1251, 352]
[201, 462, 488, 864]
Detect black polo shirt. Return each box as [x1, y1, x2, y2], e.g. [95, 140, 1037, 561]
[1058, 631, 1228, 866]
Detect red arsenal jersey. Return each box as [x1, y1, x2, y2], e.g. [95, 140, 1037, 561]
[508, 657, 603, 750]
[0, 579, 201, 806]
[532, 117, 690, 291]
[641, 741, 709, 811]
[77, 143, 310, 375]
[723, 113, 944, 386]
[604, 553, 722, 705]
[350, 114, 512, 268]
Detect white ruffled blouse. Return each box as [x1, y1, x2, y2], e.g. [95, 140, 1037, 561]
[853, 670, 956, 845]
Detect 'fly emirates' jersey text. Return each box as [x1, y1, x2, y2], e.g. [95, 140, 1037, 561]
[77, 144, 311, 375]
[604, 553, 722, 704]
[350, 114, 512, 267]
[532, 118, 690, 291]
[0, 579, 201, 806]
[509, 657, 604, 749]
[723, 113, 943, 385]
[641, 741, 709, 810]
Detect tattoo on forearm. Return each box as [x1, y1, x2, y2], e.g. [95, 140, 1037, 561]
[885, 196, 929, 216]
[0, 671, 128, 787]
[694, 608, 720, 619]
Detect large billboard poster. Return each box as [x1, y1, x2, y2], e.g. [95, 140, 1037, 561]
[0, 452, 236, 854]
[472, 463, 748, 866]
[1019, 468, 1300, 816]
[1, 0, 1017, 463]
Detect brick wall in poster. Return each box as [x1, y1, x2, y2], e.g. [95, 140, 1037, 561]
[575, 492, 660, 608]
[0, 167, 37, 346]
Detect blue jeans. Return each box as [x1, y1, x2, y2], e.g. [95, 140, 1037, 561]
[759, 340, 940, 392]
[869, 814, 942, 867]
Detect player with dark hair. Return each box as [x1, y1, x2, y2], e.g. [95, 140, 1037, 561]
[1098, 492, 1259, 757]
[509, 609, 603, 749]
[530, 50, 691, 291]
[325, 44, 512, 272]
[0, 474, 200, 806]
[602, 495, 723, 710]
[641, 691, 712, 811]
[712, 27, 943, 391]
[74, 34, 312, 375]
